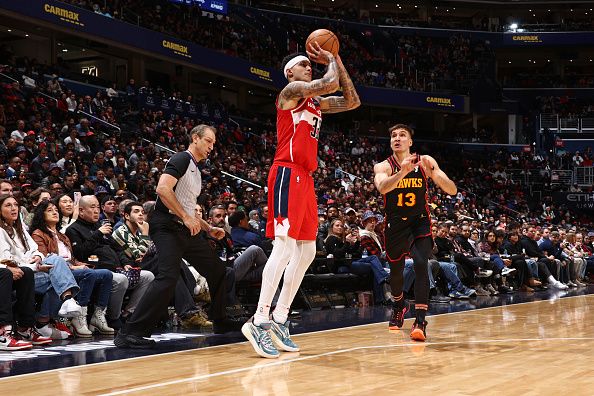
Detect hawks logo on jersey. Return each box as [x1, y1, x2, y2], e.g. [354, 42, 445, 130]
[384, 154, 429, 219]
[275, 97, 321, 172]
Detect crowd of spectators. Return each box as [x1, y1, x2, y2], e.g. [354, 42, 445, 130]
[0, 48, 592, 350]
[59, 0, 594, 94]
[62, 0, 491, 94]
[250, 1, 594, 32]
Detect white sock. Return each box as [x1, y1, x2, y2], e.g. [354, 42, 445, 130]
[253, 237, 296, 326]
[272, 241, 316, 325]
[548, 275, 558, 284]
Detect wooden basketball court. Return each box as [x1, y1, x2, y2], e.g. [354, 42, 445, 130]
[1, 294, 593, 395]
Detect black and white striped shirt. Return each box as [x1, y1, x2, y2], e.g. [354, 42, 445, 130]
[155, 151, 202, 218]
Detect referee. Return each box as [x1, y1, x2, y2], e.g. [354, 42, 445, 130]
[115, 124, 240, 348]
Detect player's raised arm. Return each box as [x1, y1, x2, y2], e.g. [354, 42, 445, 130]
[420, 155, 457, 195]
[278, 44, 339, 109]
[318, 55, 361, 114]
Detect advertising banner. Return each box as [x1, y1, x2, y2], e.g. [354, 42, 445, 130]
[552, 192, 594, 214]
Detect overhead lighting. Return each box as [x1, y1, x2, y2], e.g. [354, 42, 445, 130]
[25, 34, 29, 37]
[7, 29, 11, 32]
[62, 49, 68, 52]
[508, 61, 512, 64]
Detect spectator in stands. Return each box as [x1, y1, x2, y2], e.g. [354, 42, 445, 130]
[10, 120, 26, 143]
[429, 225, 476, 299]
[111, 201, 151, 262]
[56, 193, 78, 232]
[66, 195, 154, 328]
[521, 227, 567, 290]
[24, 188, 51, 227]
[229, 210, 264, 248]
[434, 224, 489, 295]
[0, 253, 40, 350]
[564, 232, 586, 287]
[248, 209, 260, 232]
[500, 231, 542, 292]
[478, 230, 515, 293]
[0, 194, 80, 344]
[572, 151, 584, 168]
[541, 207, 555, 223]
[30, 200, 114, 337]
[206, 204, 266, 302]
[7, 156, 21, 179]
[99, 196, 119, 227]
[326, 216, 391, 303]
[258, 204, 268, 235]
[343, 207, 358, 229]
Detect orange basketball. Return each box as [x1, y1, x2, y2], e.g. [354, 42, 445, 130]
[306, 29, 339, 58]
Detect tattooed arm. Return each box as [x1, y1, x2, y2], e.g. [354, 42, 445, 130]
[277, 53, 340, 110]
[318, 55, 361, 114]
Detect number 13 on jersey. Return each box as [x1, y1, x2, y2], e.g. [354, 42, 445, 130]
[396, 192, 416, 207]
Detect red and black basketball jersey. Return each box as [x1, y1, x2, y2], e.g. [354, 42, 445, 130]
[274, 96, 322, 172]
[384, 154, 430, 219]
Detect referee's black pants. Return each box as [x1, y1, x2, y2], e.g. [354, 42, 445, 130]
[125, 212, 227, 337]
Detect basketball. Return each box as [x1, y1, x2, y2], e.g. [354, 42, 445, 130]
[306, 29, 340, 57]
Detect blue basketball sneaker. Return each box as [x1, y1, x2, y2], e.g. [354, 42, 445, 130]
[241, 317, 280, 359]
[269, 319, 300, 352]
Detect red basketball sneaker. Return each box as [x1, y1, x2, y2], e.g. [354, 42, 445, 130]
[16, 327, 52, 346]
[0, 327, 33, 351]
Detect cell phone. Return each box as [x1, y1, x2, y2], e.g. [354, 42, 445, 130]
[74, 191, 81, 205]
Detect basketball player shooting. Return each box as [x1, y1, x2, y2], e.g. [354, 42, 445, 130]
[242, 39, 360, 358]
[374, 124, 456, 341]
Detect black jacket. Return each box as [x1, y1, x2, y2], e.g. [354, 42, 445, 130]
[520, 236, 546, 259]
[455, 235, 478, 257]
[434, 237, 454, 261]
[501, 240, 525, 262]
[324, 235, 360, 259]
[65, 218, 133, 270]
